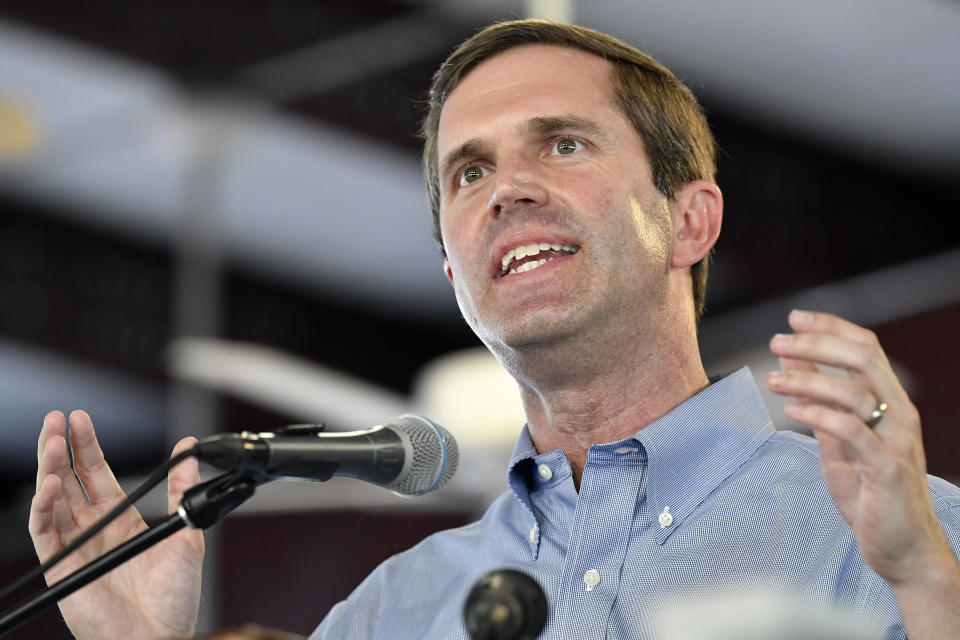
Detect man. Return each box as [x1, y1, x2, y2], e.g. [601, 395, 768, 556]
[29, 20, 960, 639]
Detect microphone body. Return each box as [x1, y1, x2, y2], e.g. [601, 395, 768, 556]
[464, 569, 548, 640]
[195, 414, 457, 497]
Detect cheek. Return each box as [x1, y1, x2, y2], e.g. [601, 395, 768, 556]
[437, 212, 466, 269]
[627, 196, 672, 264]
[439, 196, 480, 245]
[440, 237, 481, 302]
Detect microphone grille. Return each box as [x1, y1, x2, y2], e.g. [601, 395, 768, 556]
[388, 414, 459, 496]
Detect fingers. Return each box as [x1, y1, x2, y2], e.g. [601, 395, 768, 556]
[781, 401, 884, 460]
[778, 355, 816, 374]
[167, 437, 201, 515]
[770, 351, 885, 462]
[37, 412, 85, 502]
[37, 409, 65, 461]
[766, 310, 923, 461]
[776, 356, 817, 405]
[29, 474, 59, 546]
[28, 474, 74, 563]
[769, 310, 913, 426]
[767, 368, 880, 419]
[67, 410, 126, 505]
[786, 310, 884, 349]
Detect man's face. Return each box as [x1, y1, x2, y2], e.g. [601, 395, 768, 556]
[437, 45, 675, 357]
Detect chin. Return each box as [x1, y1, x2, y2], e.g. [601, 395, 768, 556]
[483, 312, 586, 354]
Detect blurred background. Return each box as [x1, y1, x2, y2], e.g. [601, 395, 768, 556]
[0, 0, 958, 636]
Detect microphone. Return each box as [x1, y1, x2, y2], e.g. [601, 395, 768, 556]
[463, 569, 547, 640]
[194, 414, 458, 497]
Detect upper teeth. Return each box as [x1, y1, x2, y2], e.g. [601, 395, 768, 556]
[500, 243, 577, 275]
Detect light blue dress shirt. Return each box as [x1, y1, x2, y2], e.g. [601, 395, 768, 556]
[314, 367, 960, 639]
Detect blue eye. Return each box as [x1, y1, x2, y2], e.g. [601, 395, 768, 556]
[551, 138, 584, 155]
[459, 165, 491, 186]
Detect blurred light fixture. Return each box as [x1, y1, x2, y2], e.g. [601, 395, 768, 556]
[167, 336, 409, 427]
[413, 347, 525, 451]
[0, 96, 38, 157]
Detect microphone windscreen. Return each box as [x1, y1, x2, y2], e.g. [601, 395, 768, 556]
[387, 414, 459, 496]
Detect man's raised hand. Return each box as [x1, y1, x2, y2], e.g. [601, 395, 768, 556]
[29, 410, 205, 640]
[767, 310, 960, 639]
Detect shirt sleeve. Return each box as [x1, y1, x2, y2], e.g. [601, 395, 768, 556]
[311, 599, 367, 639]
[309, 573, 381, 639]
[930, 475, 960, 560]
[937, 506, 960, 562]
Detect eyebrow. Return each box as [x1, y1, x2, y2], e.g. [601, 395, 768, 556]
[524, 115, 609, 140]
[440, 115, 611, 182]
[441, 140, 485, 183]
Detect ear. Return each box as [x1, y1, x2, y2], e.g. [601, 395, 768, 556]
[669, 180, 723, 268]
[443, 258, 455, 286]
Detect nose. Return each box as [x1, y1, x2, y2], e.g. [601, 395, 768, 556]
[486, 157, 548, 218]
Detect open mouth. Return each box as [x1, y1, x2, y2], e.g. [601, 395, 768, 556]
[497, 242, 579, 278]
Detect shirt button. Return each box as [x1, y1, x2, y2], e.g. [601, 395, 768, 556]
[583, 569, 601, 591]
[537, 463, 553, 481]
[659, 506, 674, 528]
[529, 527, 538, 544]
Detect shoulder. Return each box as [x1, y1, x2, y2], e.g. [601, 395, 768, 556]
[748, 429, 960, 537]
[395, 489, 523, 555]
[708, 430, 846, 536]
[362, 490, 518, 585]
[737, 428, 826, 488]
[927, 474, 960, 511]
[926, 475, 960, 553]
[763, 428, 821, 462]
[313, 489, 524, 638]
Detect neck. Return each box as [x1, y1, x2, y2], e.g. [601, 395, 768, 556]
[503, 320, 708, 487]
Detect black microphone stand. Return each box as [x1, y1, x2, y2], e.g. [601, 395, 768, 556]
[0, 469, 261, 637]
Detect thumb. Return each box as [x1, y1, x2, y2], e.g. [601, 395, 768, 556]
[168, 437, 201, 514]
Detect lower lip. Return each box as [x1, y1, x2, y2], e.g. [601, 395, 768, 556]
[494, 252, 578, 282]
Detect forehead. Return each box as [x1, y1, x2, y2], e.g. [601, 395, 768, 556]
[437, 45, 622, 153]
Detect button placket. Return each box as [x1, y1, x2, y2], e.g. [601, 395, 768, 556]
[553, 443, 643, 633]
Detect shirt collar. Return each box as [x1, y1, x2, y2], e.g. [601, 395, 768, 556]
[506, 424, 547, 556]
[633, 366, 776, 543]
[506, 366, 776, 547]
[509, 423, 539, 469]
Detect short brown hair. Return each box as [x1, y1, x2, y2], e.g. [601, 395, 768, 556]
[421, 19, 718, 320]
